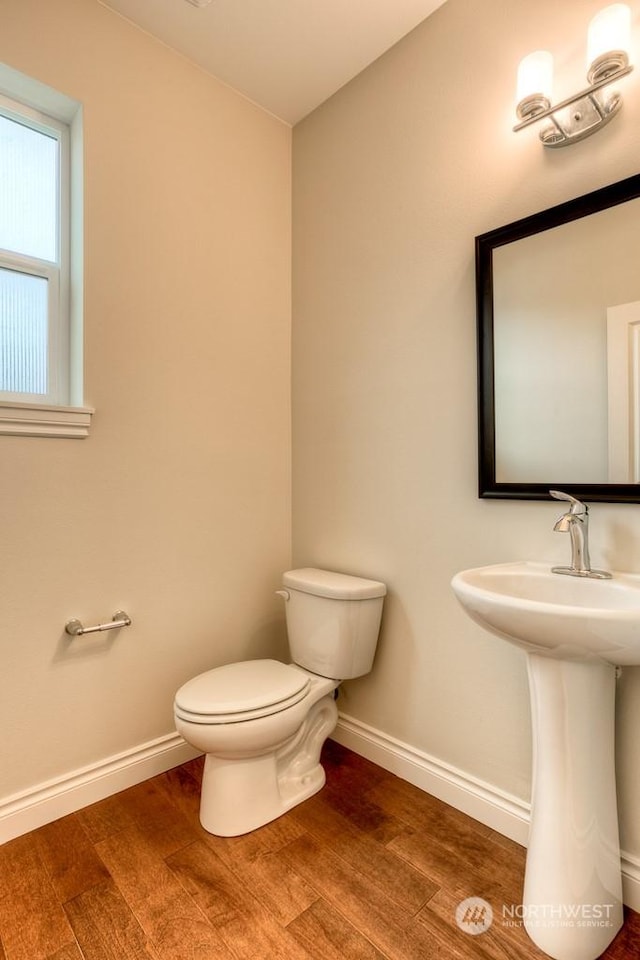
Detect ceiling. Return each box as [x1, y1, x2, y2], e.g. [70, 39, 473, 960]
[99, 0, 447, 125]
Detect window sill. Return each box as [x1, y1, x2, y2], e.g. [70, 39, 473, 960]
[0, 401, 94, 438]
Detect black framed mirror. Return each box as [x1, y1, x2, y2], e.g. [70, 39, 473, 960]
[476, 172, 640, 502]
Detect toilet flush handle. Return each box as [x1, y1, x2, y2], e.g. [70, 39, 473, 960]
[275, 590, 290, 601]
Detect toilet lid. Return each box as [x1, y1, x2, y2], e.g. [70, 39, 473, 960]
[174, 659, 311, 724]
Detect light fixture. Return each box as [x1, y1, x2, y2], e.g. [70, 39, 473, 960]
[514, 4, 634, 147]
[184, 0, 214, 7]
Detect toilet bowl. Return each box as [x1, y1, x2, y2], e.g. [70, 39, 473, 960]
[174, 567, 386, 837]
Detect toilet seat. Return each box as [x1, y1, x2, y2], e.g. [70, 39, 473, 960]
[174, 659, 311, 725]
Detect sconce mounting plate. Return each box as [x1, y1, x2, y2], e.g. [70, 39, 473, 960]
[514, 63, 632, 148]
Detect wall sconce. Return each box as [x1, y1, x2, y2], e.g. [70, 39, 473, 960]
[514, 3, 634, 147]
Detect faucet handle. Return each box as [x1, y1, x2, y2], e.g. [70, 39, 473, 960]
[549, 490, 587, 514]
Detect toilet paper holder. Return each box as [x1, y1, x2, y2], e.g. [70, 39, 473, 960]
[65, 610, 132, 637]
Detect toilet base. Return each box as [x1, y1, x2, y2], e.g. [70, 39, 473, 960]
[198, 693, 339, 836]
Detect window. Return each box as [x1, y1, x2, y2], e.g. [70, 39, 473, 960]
[0, 98, 66, 402]
[0, 65, 91, 438]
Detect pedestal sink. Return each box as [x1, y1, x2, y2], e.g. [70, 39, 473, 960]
[451, 561, 640, 960]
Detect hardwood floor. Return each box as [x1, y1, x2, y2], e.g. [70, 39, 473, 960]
[0, 740, 638, 960]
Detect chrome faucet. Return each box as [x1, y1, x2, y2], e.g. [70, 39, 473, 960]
[549, 490, 611, 579]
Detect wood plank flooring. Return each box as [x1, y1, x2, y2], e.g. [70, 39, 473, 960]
[0, 740, 638, 960]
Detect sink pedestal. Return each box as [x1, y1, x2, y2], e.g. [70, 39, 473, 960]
[524, 653, 623, 960]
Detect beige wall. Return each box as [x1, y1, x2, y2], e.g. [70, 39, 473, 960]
[0, 0, 291, 797]
[292, 0, 640, 864]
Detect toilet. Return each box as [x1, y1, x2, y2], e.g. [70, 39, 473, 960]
[174, 567, 386, 836]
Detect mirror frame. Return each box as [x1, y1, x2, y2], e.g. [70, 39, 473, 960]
[476, 172, 640, 503]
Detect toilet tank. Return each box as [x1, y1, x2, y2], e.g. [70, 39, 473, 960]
[281, 568, 386, 680]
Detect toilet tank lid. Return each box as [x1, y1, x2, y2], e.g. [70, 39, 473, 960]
[283, 568, 386, 600]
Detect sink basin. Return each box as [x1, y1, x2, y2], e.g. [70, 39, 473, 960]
[451, 560, 640, 665]
[451, 560, 636, 960]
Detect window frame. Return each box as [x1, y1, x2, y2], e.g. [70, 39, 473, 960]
[0, 66, 92, 439]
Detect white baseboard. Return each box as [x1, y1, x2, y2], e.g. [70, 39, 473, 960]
[333, 712, 640, 913]
[2, 716, 638, 915]
[0, 733, 200, 845]
[622, 855, 640, 915]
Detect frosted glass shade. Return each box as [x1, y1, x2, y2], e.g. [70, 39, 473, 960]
[587, 4, 631, 64]
[517, 51, 554, 103]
